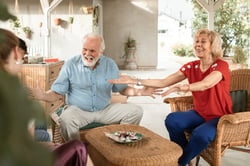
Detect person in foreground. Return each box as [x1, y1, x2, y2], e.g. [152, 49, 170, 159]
[31, 33, 155, 141]
[108, 28, 233, 166]
[0, 28, 87, 166]
[18, 38, 51, 142]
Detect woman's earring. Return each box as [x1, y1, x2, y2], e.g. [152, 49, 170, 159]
[16, 61, 21, 65]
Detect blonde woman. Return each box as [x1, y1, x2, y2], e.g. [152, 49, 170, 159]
[108, 28, 233, 166]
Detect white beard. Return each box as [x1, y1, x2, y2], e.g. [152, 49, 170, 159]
[82, 55, 100, 67]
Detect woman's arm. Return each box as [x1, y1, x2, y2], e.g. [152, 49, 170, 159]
[108, 71, 186, 88]
[188, 70, 223, 91]
[161, 71, 223, 96]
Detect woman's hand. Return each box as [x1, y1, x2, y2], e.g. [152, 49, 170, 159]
[160, 84, 190, 97]
[141, 87, 163, 99]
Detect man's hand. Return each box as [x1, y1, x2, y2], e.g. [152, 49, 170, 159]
[108, 74, 136, 84]
[28, 87, 45, 100]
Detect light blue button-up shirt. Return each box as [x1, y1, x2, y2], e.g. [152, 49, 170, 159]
[51, 55, 127, 111]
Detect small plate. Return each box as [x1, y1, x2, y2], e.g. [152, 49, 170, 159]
[104, 131, 143, 143]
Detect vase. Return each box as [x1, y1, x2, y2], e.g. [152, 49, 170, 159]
[125, 47, 137, 70]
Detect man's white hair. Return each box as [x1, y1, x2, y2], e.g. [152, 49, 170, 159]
[82, 33, 105, 53]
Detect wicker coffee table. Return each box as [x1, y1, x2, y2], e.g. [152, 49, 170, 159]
[85, 124, 182, 166]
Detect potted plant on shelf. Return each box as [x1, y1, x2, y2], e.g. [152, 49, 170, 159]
[123, 37, 137, 70]
[22, 26, 32, 39]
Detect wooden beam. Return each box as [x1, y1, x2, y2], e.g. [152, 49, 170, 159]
[40, 0, 63, 57]
[196, 0, 225, 30]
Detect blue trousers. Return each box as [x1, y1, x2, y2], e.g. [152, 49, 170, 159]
[34, 120, 51, 142]
[165, 110, 219, 166]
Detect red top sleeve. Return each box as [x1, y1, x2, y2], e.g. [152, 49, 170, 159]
[179, 59, 233, 121]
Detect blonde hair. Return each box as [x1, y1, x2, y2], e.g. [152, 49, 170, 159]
[194, 28, 223, 58]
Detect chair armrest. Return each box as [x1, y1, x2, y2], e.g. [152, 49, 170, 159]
[216, 112, 250, 147]
[164, 96, 193, 103]
[164, 96, 193, 112]
[219, 112, 250, 124]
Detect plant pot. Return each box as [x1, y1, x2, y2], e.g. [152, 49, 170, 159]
[82, 7, 93, 14]
[125, 47, 137, 70]
[39, 22, 43, 28]
[25, 31, 32, 39]
[68, 17, 74, 24]
[54, 18, 61, 26]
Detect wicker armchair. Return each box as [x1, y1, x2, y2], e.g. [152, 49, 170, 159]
[164, 69, 250, 166]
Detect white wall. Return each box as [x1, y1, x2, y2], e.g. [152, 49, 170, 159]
[103, 0, 158, 69]
[1, 0, 159, 69]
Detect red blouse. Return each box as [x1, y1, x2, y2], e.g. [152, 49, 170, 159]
[180, 59, 233, 121]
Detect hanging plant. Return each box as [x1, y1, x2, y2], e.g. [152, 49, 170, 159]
[68, 0, 74, 24]
[81, 6, 93, 14]
[93, 6, 99, 27]
[22, 26, 32, 39]
[54, 18, 61, 26]
[9, 18, 21, 30]
[68, 16, 74, 24]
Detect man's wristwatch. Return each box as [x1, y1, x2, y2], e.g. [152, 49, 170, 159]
[136, 79, 142, 86]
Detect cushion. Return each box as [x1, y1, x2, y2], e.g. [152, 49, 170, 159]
[230, 90, 248, 113]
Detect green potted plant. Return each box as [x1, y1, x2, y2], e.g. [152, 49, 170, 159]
[9, 18, 21, 32]
[125, 37, 136, 48]
[22, 26, 32, 39]
[68, 16, 74, 24]
[123, 37, 137, 69]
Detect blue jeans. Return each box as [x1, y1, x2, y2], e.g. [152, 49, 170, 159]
[34, 120, 51, 142]
[165, 110, 219, 166]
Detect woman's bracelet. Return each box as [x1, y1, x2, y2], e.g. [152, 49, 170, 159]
[136, 78, 142, 86]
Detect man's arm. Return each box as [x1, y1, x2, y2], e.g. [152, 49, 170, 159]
[30, 89, 63, 103]
[119, 86, 157, 98]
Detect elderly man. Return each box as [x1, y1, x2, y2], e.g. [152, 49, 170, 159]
[32, 33, 154, 141]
